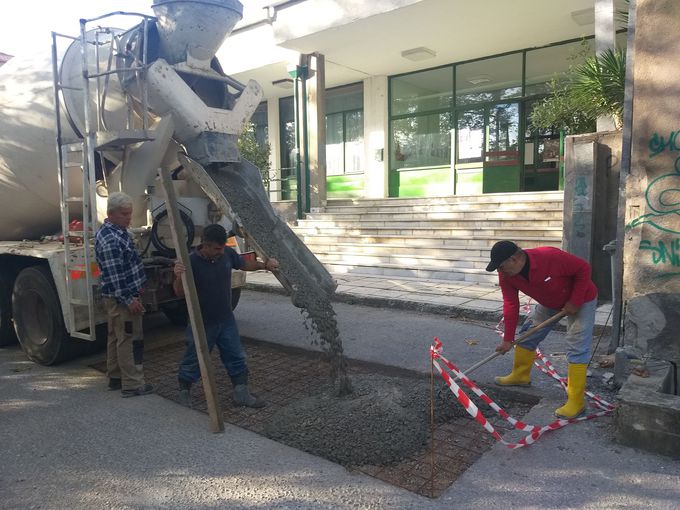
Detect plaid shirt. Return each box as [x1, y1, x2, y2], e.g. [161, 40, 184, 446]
[95, 219, 146, 306]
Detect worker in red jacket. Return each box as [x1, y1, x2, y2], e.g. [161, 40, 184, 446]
[486, 241, 598, 418]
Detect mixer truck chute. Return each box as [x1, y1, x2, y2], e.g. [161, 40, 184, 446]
[0, 0, 336, 365]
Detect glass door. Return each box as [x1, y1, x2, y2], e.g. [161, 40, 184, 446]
[523, 99, 561, 191]
[455, 108, 485, 195]
[483, 102, 521, 193]
[454, 102, 520, 194]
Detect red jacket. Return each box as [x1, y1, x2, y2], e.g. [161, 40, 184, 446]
[499, 247, 598, 342]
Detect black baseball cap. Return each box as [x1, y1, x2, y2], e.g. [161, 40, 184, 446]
[486, 241, 519, 272]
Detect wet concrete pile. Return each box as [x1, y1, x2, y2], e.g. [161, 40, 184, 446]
[262, 373, 522, 467]
[209, 161, 352, 395]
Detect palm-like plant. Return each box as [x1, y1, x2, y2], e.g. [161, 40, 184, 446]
[571, 48, 626, 129]
[530, 47, 626, 134]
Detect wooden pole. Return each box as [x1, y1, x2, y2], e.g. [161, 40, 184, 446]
[159, 167, 224, 433]
[430, 355, 435, 498]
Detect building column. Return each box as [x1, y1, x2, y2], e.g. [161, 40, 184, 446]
[595, 0, 617, 131]
[363, 75, 389, 198]
[267, 99, 282, 202]
[305, 53, 327, 210]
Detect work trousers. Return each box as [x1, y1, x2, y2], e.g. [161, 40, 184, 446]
[177, 315, 248, 386]
[516, 298, 597, 364]
[104, 297, 145, 390]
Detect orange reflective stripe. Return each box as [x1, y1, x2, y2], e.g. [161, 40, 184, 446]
[70, 262, 101, 280]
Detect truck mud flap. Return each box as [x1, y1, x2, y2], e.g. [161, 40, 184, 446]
[178, 154, 337, 307]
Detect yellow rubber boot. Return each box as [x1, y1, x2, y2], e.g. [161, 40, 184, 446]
[555, 363, 587, 418]
[494, 345, 535, 386]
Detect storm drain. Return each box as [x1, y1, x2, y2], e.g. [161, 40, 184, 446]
[94, 337, 537, 498]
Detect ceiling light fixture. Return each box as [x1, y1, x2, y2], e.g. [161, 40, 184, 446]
[468, 75, 491, 85]
[571, 8, 594, 26]
[272, 78, 294, 89]
[400, 46, 436, 62]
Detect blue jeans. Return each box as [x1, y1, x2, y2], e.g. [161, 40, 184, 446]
[177, 315, 248, 385]
[516, 298, 597, 364]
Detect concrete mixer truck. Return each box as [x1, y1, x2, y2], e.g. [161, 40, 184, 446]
[0, 0, 336, 365]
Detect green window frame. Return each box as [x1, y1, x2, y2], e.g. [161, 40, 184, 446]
[387, 32, 625, 195]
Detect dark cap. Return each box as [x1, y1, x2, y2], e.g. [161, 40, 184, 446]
[486, 241, 519, 272]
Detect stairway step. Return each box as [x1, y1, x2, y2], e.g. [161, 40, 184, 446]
[294, 226, 563, 238]
[324, 203, 564, 214]
[304, 243, 489, 258]
[324, 262, 500, 284]
[298, 218, 563, 228]
[315, 251, 489, 270]
[327, 190, 564, 208]
[296, 233, 561, 249]
[307, 210, 564, 221]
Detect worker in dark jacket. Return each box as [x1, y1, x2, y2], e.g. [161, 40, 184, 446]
[486, 241, 598, 418]
[173, 224, 279, 408]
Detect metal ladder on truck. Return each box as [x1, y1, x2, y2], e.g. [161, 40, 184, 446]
[51, 13, 155, 341]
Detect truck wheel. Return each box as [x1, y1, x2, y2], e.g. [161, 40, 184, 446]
[0, 271, 18, 346]
[162, 289, 242, 328]
[161, 300, 189, 328]
[12, 266, 71, 365]
[231, 288, 242, 311]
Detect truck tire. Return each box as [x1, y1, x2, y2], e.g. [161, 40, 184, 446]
[162, 288, 243, 328]
[231, 288, 242, 311]
[12, 266, 72, 365]
[0, 271, 18, 346]
[161, 300, 189, 328]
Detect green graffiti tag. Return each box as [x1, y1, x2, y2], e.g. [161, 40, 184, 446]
[649, 131, 680, 158]
[628, 155, 680, 234]
[639, 239, 680, 267]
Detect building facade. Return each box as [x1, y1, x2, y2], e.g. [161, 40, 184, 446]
[217, 0, 625, 203]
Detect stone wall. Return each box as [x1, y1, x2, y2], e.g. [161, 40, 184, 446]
[623, 0, 680, 364]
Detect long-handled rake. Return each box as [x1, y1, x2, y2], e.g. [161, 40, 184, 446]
[462, 310, 567, 378]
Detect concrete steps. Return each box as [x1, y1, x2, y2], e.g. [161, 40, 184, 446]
[291, 191, 564, 283]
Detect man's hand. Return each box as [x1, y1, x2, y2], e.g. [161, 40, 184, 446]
[128, 297, 145, 315]
[562, 302, 580, 315]
[495, 341, 514, 354]
[264, 258, 279, 271]
[174, 261, 186, 278]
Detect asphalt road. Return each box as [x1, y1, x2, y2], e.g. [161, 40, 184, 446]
[1, 290, 679, 509]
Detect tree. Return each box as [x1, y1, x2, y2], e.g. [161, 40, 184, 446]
[238, 122, 271, 190]
[530, 46, 626, 134]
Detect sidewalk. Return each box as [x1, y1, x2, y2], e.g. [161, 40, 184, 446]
[245, 271, 615, 328]
[2, 287, 679, 509]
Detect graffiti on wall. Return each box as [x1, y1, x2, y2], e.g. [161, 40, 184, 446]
[630, 132, 680, 277]
[648, 130, 680, 158]
[628, 134, 680, 234]
[638, 239, 680, 276]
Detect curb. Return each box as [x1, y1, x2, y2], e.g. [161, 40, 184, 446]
[245, 281, 498, 322]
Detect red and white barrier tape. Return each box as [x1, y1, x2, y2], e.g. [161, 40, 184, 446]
[495, 299, 533, 338]
[430, 338, 615, 449]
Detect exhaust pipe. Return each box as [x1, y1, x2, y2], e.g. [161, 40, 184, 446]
[151, 0, 243, 66]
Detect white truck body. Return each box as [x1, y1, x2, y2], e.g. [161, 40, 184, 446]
[0, 0, 256, 363]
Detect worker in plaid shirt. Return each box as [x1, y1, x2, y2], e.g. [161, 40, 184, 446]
[95, 192, 153, 397]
